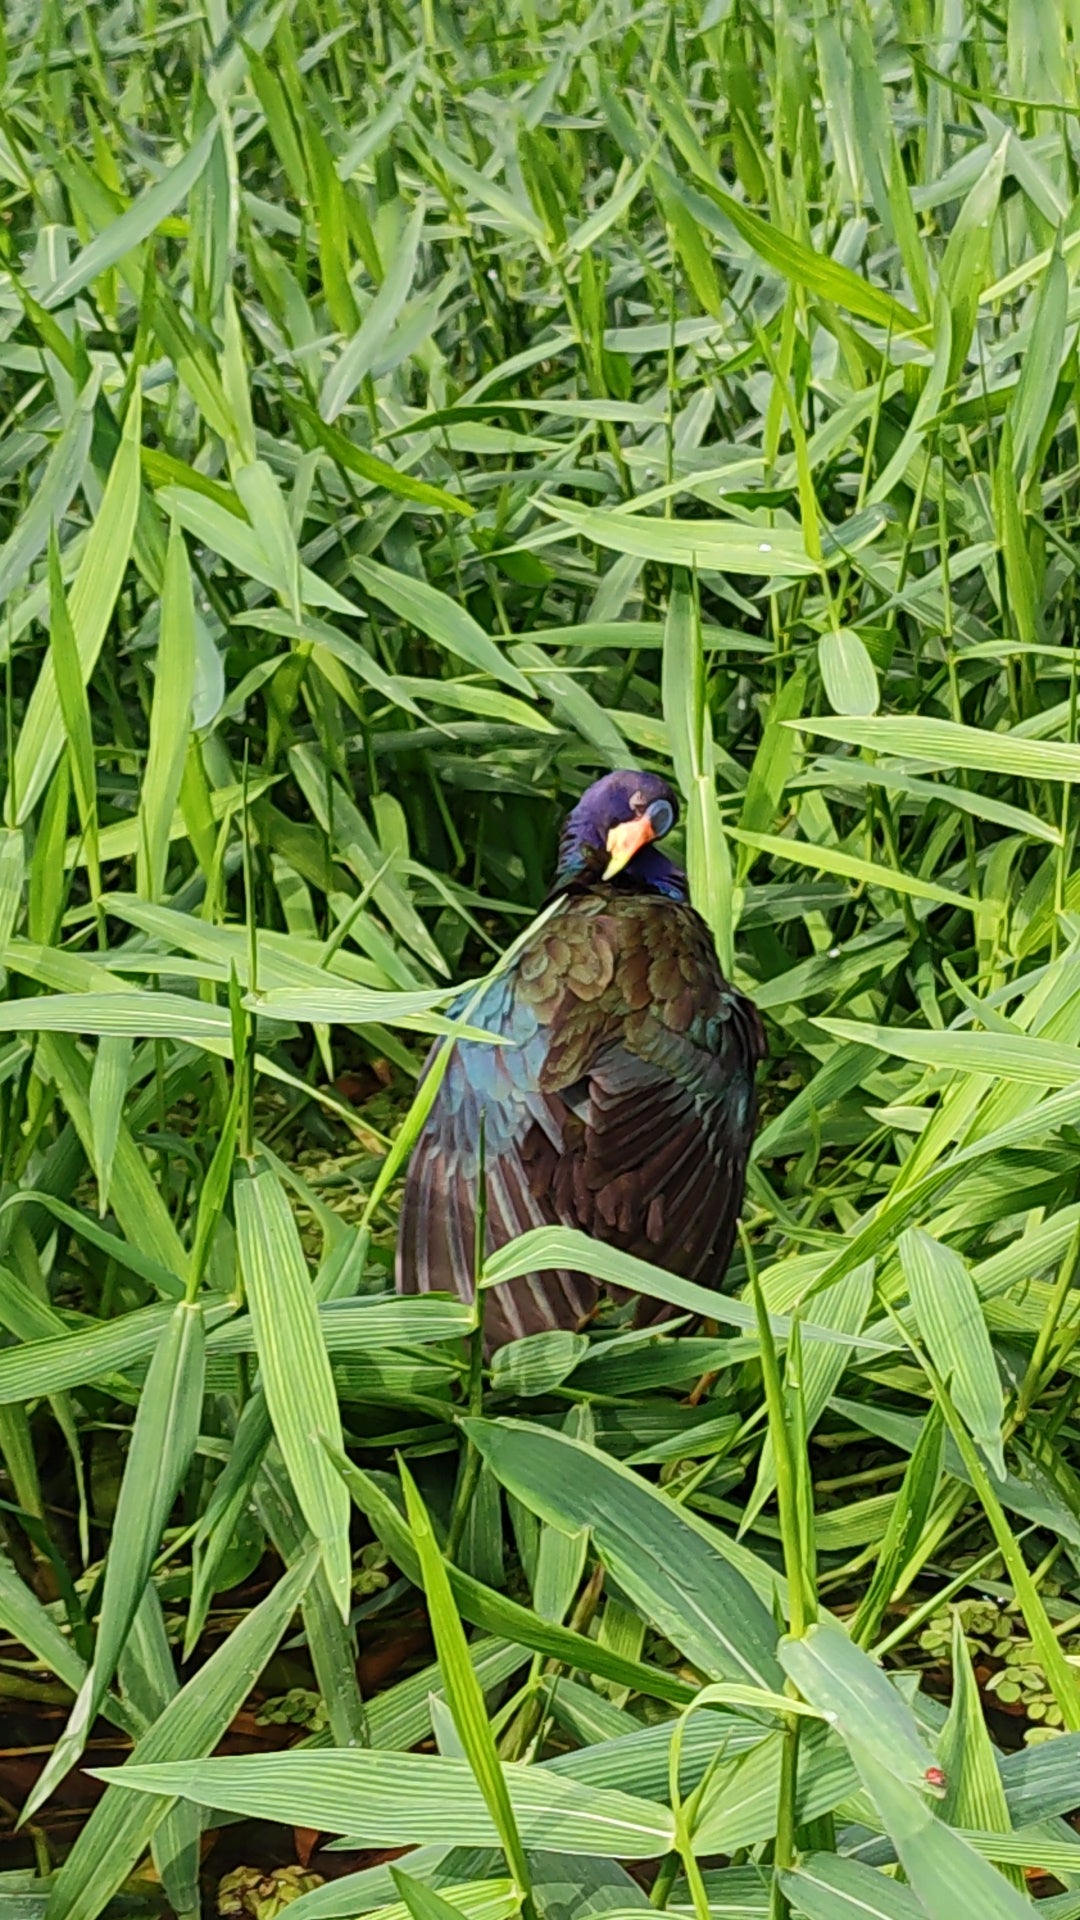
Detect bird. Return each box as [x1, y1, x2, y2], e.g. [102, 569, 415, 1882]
[396, 769, 765, 1350]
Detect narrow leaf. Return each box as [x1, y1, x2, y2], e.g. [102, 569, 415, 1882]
[900, 1229, 1007, 1479]
[235, 1157, 351, 1618]
[137, 520, 196, 901]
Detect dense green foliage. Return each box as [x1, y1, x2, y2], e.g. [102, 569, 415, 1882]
[4, 0, 1080, 1916]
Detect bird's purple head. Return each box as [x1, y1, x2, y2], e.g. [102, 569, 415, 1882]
[553, 769, 687, 900]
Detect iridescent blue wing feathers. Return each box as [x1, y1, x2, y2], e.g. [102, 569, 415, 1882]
[396, 882, 763, 1349]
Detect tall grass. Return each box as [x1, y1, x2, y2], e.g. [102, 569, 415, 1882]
[2, 1, 1080, 1916]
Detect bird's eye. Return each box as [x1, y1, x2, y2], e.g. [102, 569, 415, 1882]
[648, 798, 674, 837]
[629, 789, 647, 814]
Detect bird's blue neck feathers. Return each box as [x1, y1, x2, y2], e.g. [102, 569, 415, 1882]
[553, 833, 689, 902]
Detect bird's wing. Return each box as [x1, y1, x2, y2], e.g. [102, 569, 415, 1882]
[538, 898, 764, 1301]
[395, 961, 603, 1346]
[396, 898, 763, 1345]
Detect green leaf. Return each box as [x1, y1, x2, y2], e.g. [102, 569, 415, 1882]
[331, 1451, 696, 1707]
[701, 181, 924, 335]
[933, 1401, 1080, 1735]
[0, 1548, 139, 1737]
[233, 458, 303, 618]
[395, 676, 558, 732]
[253, 1438, 369, 1753]
[0, 1301, 183, 1405]
[0, 372, 96, 613]
[779, 1618, 939, 1794]
[0, 830, 24, 955]
[851, 1406, 944, 1648]
[818, 1019, 1080, 1090]
[389, 1869, 513, 1920]
[651, 164, 724, 319]
[352, 556, 533, 696]
[246, 984, 500, 1040]
[209, 1294, 473, 1355]
[482, 1225, 890, 1357]
[43, 123, 219, 309]
[367, 1640, 528, 1755]
[24, 1302, 205, 1821]
[806, 753, 1058, 846]
[790, 713, 1080, 785]
[46, 1555, 316, 1920]
[510, 638, 630, 762]
[939, 1613, 1023, 1890]
[850, 1741, 1038, 1920]
[489, 1331, 587, 1398]
[567, 153, 653, 255]
[321, 203, 425, 421]
[90, 1749, 676, 1857]
[234, 1157, 351, 1618]
[136, 520, 195, 900]
[818, 627, 880, 717]
[37, 1032, 190, 1285]
[900, 1229, 1007, 1479]
[740, 668, 806, 839]
[285, 397, 473, 515]
[87, 1035, 132, 1217]
[729, 829, 976, 909]
[662, 574, 734, 972]
[781, 1853, 925, 1920]
[748, 1263, 874, 1524]
[0, 984, 487, 1047]
[297, 1877, 520, 1920]
[219, 284, 257, 463]
[12, 388, 142, 823]
[938, 137, 1007, 381]
[539, 498, 819, 575]
[45, 527, 99, 898]
[465, 1417, 784, 1690]
[1011, 239, 1068, 490]
[117, 1589, 200, 1920]
[157, 484, 357, 616]
[401, 1463, 532, 1901]
[415, 130, 547, 241]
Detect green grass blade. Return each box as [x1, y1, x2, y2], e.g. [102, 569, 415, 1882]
[234, 1155, 351, 1618]
[321, 203, 425, 422]
[43, 122, 219, 310]
[778, 1618, 938, 1793]
[136, 520, 196, 901]
[818, 628, 880, 717]
[465, 1417, 784, 1690]
[0, 828, 24, 952]
[662, 575, 735, 973]
[352, 557, 533, 697]
[0, 372, 96, 612]
[790, 714, 1080, 785]
[540, 499, 819, 575]
[89, 1749, 676, 1857]
[25, 1301, 205, 1821]
[330, 1450, 695, 1706]
[729, 828, 976, 910]
[117, 1588, 201, 1920]
[900, 1229, 1007, 1479]
[850, 1742, 1037, 1920]
[253, 1439, 369, 1751]
[87, 1036, 132, 1219]
[45, 1554, 316, 1920]
[46, 526, 99, 900]
[401, 1461, 534, 1909]
[12, 388, 141, 822]
[939, 1612, 1023, 1890]
[780, 1852, 927, 1919]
